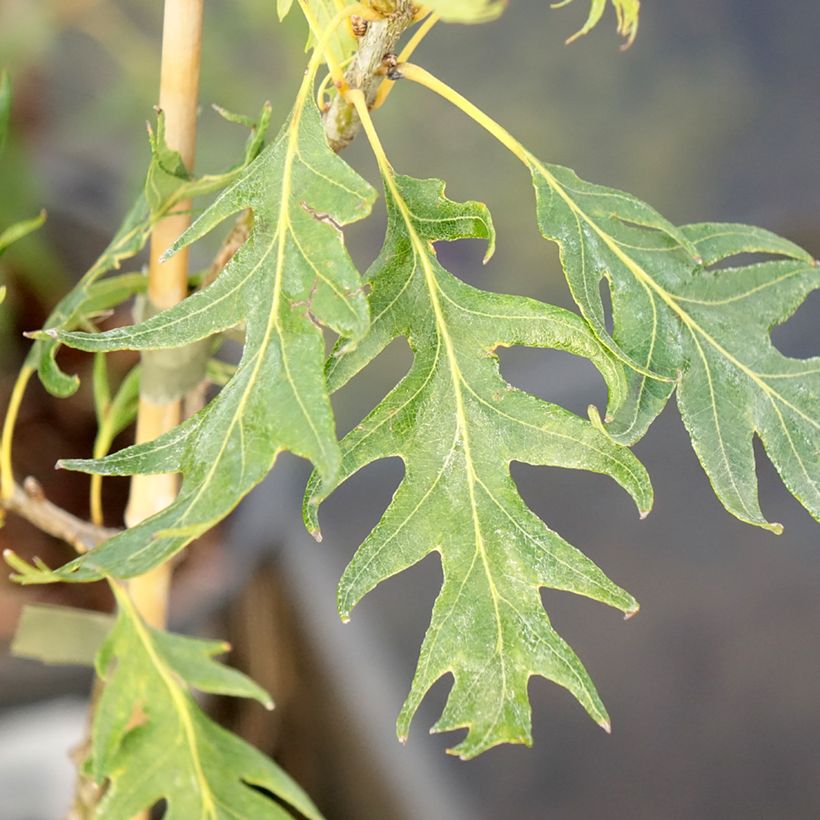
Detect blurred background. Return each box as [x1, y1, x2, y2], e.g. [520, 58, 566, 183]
[1, 1, 819, 818]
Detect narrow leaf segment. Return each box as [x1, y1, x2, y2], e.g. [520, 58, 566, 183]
[307, 92, 652, 758]
[553, 0, 640, 47]
[531, 172, 820, 532]
[27, 59, 375, 582]
[89, 585, 320, 819]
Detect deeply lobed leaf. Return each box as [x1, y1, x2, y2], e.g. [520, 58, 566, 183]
[91, 586, 320, 819]
[529, 159, 820, 531]
[307, 173, 652, 758]
[37, 68, 375, 582]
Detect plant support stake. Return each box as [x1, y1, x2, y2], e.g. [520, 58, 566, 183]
[126, 0, 204, 629]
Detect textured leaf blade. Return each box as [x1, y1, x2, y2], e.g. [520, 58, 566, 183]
[530, 159, 820, 529]
[309, 173, 651, 758]
[43, 68, 375, 582]
[91, 586, 320, 820]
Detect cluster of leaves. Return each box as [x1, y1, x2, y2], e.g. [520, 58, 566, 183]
[3, 0, 818, 814]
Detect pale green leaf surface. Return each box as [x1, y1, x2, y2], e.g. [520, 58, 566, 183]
[0, 68, 10, 154]
[299, 1, 357, 68]
[552, 0, 640, 46]
[0, 209, 46, 256]
[40, 74, 375, 583]
[11, 604, 113, 666]
[277, 0, 295, 22]
[91, 587, 321, 820]
[530, 159, 819, 530]
[424, 0, 508, 23]
[308, 174, 651, 758]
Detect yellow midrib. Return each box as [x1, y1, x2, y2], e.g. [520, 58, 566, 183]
[159, 59, 320, 542]
[118, 589, 217, 818]
[530, 156, 819, 433]
[385, 171, 508, 690]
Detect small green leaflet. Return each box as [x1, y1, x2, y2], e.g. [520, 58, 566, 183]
[529, 159, 820, 531]
[0, 210, 47, 258]
[90, 585, 321, 820]
[552, 0, 640, 46]
[306, 173, 652, 758]
[28, 64, 375, 583]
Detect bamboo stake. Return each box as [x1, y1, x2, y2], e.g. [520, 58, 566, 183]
[125, 0, 204, 630]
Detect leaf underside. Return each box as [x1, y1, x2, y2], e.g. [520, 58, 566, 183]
[38, 69, 374, 583]
[529, 158, 820, 531]
[92, 588, 320, 820]
[307, 173, 652, 758]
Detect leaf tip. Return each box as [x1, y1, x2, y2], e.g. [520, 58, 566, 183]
[767, 521, 784, 536]
[23, 328, 56, 341]
[624, 602, 640, 620]
[639, 508, 650, 520]
[599, 719, 612, 735]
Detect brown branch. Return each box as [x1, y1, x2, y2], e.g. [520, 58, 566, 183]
[1, 477, 120, 554]
[323, 0, 419, 152]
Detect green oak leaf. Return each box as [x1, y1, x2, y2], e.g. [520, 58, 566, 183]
[306, 172, 652, 758]
[90, 585, 321, 820]
[30, 69, 374, 583]
[552, 0, 640, 46]
[529, 158, 819, 531]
